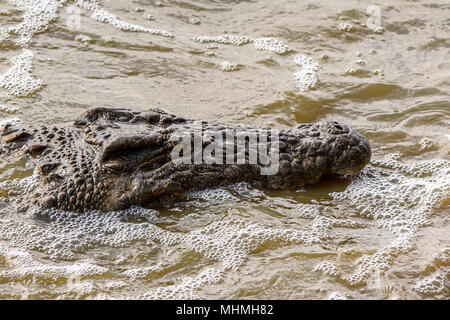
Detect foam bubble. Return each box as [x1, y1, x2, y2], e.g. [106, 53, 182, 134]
[76, 0, 172, 37]
[193, 35, 290, 55]
[5, 0, 172, 46]
[433, 248, 450, 267]
[0, 104, 20, 113]
[293, 203, 321, 219]
[331, 154, 449, 286]
[373, 26, 384, 34]
[0, 49, 45, 97]
[0, 244, 108, 283]
[339, 22, 354, 32]
[141, 267, 223, 300]
[293, 54, 320, 92]
[413, 248, 449, 296]
[0, 153, 447, 298]
[0, 9, 12, 16]
[253, 38, 291, 54]
[75, 34, 92, 43]
[0, 199, 320, 299]
[187, 188, 238, 203]
[228, 182, 265, 199]
[315, 262, 341, 278]
[0, 117, 23, 128]
[414, 272, 448, 296]
[185, 183, 264, 205]
[193, 35, 251, 46]
[0, 174, 38, 196]
[290, 203, 367, 240]
[328, 291, 348, 300]
[122, 263, 164, 280]
[4, 0, 62, 46]
[373, 69, 384, 76]
[220, 61, 239, 72]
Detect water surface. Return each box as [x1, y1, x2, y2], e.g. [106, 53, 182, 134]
[0, 0, 449, 299]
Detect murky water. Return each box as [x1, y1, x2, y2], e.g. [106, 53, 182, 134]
[0, 0, 449, 300]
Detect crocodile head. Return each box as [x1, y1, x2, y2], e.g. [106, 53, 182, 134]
[1, 107, 371, 213]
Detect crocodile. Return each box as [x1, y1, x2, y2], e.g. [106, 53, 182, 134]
[0, 107, 371, 213]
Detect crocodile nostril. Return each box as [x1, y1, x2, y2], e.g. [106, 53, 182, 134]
[327, 122, 349, 135]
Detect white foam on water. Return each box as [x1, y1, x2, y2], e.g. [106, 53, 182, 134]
[413, 248, 449, 296]
[293, 54, 320, 92]
[122, 263, 164, 280]
[186, 183, 265, 205]
[0, 49, 45, 97]
[141, 267, 224, 300]
[0, 0, 173, 103]
[414, 272, 448, 296]
[373, 26, 384, 34]
[339, 22, 354, 32]
[75, 0, 172, 37]
[105, 280, 126, 290]
[0, 244, 108, 283]
[289, 203, 367, 241]
[139, 218, 321, 299]
[0, 9, 12, 15]
[187, 188, 238, 203]
[0, 0, 447, 300]
[292, 203, 321, 219]
[0, 175, 39, 211]
[328, 154, 449, 286]
[373, 68, 384, 76]
[5, 0, 173, 41]
[0, 151, 447, 298]
[315, 262, 341, 278]
[0, 104, 20, 113]
[75, 34, 91, 43]
[328, 291, 347, 300]
[0, 117, 23, 128]
[193, 35, 251, 46]
[220, 61, 239, 72]
[4, 0, 64, 46]
[193, 35, 290, 54]
[0, 204, 321, 299]
[253, 38, 291, 54]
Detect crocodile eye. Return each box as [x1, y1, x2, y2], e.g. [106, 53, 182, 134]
[103, 159, 124, 173]
[139, 154, 167, 171]
[26, 144, 49, 157]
